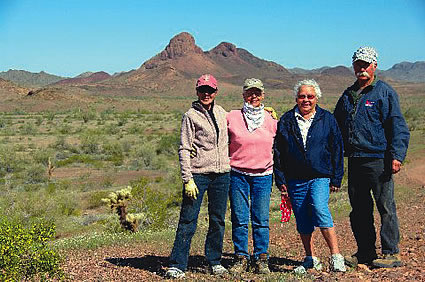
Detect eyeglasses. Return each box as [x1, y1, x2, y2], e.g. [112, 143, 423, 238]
[297, 94, 316, 100]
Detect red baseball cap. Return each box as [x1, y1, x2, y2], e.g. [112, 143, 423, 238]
[196, 74, 218, 90]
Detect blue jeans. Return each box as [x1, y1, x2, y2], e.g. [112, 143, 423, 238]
[229, 171, 272, 260]
[287, 178, 334, 234]
[348, 157, 400, 255]
[169, 172, 230, 271]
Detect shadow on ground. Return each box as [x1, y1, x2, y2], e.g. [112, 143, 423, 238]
[105, 252, 299, 275]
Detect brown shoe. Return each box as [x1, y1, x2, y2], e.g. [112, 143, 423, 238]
[344, 252, 377, 268]
[255, 253, 271, 274]
[372, 253, 402, 268]
[229, 255, 248, 274]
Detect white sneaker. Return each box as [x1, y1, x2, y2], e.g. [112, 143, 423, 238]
[330, 254, 346, 272]
[211, 264, 228, 275]
[294, 256, 323, 274]
[165, 267, 185, 279]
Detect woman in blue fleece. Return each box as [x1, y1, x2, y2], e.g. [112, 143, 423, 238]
[274, 79, 346, 274]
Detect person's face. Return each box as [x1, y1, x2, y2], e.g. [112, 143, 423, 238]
[296, 85, 317, 115]
[353, 60, 377, 82]
[243, 88, 264, 108]
[196, 85, 217, 108]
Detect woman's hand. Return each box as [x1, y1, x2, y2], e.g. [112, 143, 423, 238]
[330, 185, 340, 192]
[184, 179, 199, 200]
[279, 184, 288, 195]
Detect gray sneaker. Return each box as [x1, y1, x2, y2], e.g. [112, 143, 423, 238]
[165, 267, 185, 279]
[294, 256, 323, 274]
[211, 264, 228, 275]
[330, 254, 346, 272]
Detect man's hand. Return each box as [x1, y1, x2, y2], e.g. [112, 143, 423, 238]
[264, 107, 278, 120]
[392, 159, 402, 174]
[330, 185, 340, 192]
[184, 179, 199, 200]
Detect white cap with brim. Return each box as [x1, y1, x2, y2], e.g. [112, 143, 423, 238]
[352, 46, 378, 64]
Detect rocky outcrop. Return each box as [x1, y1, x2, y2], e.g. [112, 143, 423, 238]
[159, 32, 203, 60]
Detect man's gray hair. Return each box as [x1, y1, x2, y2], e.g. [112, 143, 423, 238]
[293, 79, 322, 98]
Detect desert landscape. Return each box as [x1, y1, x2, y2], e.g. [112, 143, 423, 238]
[1, 32, 424, 280]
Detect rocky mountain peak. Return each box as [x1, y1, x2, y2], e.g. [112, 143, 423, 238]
[159, 32, 203, 60]
[210, 42, 238, 57]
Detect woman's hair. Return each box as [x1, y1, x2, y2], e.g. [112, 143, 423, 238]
[293, 79, 322, 98]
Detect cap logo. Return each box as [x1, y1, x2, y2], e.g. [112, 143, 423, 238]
[204, 74, 210, 81]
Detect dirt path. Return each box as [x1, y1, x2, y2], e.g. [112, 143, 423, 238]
[62, 157, 425, 281]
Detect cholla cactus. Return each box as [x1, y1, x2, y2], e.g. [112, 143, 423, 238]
[102, 186, 141, 232]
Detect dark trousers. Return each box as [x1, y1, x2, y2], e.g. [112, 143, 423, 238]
[348, 157, 400, 255]
[169, 172, 230, 271]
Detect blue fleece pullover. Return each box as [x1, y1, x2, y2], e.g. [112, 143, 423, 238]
[274, 105, 344, 187]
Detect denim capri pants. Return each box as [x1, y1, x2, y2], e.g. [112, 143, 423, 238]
[287, 178, 334, 234]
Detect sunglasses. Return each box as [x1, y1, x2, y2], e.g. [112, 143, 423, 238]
[297, 94, 316, 100]
[197, 86, 217, 95]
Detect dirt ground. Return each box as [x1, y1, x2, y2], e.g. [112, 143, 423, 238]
[62, 156, 425, 281]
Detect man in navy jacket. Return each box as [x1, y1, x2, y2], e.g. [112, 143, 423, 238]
[334, 47, 410, 268]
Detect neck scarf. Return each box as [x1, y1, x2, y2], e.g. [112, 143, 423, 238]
[242, 102, 265, 132]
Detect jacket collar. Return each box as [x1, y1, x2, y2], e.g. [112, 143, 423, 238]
[289, 104, 324, 123]
[347, 75, 379, 98]
[192, 100, 214, 113]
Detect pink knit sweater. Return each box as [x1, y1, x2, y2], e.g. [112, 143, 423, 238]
[227, 109, 277, 174]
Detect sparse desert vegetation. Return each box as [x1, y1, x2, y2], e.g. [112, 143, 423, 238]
[1, 81, 425, 280]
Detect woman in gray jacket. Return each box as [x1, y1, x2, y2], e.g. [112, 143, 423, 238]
[166, 74, 231, 279]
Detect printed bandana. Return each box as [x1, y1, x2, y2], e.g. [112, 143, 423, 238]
[242, 102, 264, 132]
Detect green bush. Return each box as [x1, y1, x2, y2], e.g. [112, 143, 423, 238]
[0, 219, 63, 280]
[131, 178, 175, 230]
[156, 133, 179, 155]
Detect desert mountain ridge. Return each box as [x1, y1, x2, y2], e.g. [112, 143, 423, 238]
[0, 32, 424, 101]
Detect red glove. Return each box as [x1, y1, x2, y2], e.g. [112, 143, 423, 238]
[280, 193, 292, 223]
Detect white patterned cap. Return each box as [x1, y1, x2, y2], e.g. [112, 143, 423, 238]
[352, 47, 378, 64]
[243, 78, 264, 91]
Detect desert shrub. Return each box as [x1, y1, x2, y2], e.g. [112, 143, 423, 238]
[44, 111, 56, 121]
[35, 115, 43, 126]
[130, 142, 157, 169]
[20, 121, 37, 135]
[80, 131, 100, 154]
[33, 148, 55, 167]
[127, 124, 145, 134]
[21, 164, 47, 184]
[0, 118, 7, 128]
[0, 218, 63, 281]
[81, 110, 97, 123]
[58, 123, 72, 134]
[131, 178, 175, 230]
[104, 123, 120, 135]
[103, 141, 123, 156]
[56, 154, 101, 167]
[0, 146, 20, 177]
[86, 190, 110, 209]
[156, 133, 179, 155]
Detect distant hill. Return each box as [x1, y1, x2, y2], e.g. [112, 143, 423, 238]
[105, 32, 296, 92]
[379, 61, 425, 82]
[0, 78, 29, 100]
[0, 69, 65, 87]
[52, 71, 111, 85]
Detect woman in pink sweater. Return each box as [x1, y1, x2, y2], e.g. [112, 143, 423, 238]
[227, 78, 277, 274]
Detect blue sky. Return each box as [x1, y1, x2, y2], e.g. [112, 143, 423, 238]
[1, 0, 424, 77]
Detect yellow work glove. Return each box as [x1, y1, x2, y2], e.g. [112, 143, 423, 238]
[184, 179, 199, 200]
[264, 106, 278, 120]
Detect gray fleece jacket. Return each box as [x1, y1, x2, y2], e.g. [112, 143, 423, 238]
[178, 101, 230, 183]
